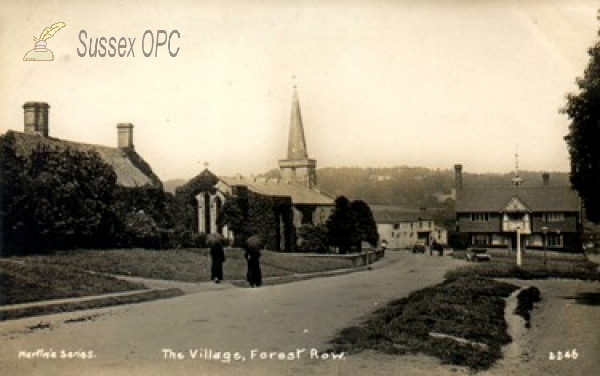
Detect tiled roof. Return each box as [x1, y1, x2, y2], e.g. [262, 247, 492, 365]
[220, 176, 334, 205]
[456, 186, 580, 213]
[371, 205, 433, 223]
[7, 131, 162, 189]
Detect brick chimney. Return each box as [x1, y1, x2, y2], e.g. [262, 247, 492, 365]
[117, 123, 134, 149]
[454, 164, 463, 193]
[23, 102, 50, 137]
[542, 173, 550, 186]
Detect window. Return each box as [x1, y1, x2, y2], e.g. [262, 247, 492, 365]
[545, 213, 565, 223]
[471, 213, 489, 222]
[547, 234, 563, 247]
[472, 234, 488, 245]
[507, 213, 523, 221]
[393, 223, 400, 230]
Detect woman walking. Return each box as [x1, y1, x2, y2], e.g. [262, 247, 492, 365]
[208, 234, 225, 283]
[245, 235, 263, 288]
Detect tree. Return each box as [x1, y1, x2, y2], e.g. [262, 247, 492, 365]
[326, 197, 380, 253]
[326, 196, 364, 253]
[0, 133, 27, 255]
[350, 200, 379, 247]
[1, 142, 118, 253]
[29, 145, 118, 250]
[563, 19, 600, 223]
[217, 198, 247, 244]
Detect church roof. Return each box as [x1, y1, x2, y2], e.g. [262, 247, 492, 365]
[220, 176, 333, 205]
[5, 130, 162, 189]
[175, 169, 219, 197]
[455, 186, 580, 213]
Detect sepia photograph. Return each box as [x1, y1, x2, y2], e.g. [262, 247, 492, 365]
[1, 0, 600, 375]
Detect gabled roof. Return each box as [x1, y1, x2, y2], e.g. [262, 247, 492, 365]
[503, 196, 531, 213]
[175, 169, 219, 198]
[6, 130, 162, 189]
[456, 186, 580, 213]
[220, 176, 333, 205]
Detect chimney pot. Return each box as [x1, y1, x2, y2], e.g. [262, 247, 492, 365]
[454, 164, 463, 192]
[23, 102, 50, 137]
[117, 123, 134, 149]
[542, 173, 550, 186]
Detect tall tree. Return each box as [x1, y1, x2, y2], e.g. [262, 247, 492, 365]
[563, 19, 600, 223]
[326, 196, 360, 254]
[350, 200, 379, 247]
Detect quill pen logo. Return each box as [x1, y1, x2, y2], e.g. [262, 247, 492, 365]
[23, 22, 66, 61]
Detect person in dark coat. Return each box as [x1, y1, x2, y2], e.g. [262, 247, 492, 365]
[437, 242, 444, 257]
[244, 237, 263, 288]
[210, 241, 226, 283]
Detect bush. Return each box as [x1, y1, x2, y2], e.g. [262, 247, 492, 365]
[514, 286, 541, 328]
[297, 225, 328, 253]
[448, 231, 470, 250]
[1, 138, 118, 254]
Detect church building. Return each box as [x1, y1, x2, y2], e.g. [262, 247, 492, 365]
[175, 85, 334, 251]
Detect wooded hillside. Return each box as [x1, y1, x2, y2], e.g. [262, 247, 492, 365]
[166, 167, 570, 210]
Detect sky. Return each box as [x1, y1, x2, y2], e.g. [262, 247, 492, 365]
[1, 0, 599, 181]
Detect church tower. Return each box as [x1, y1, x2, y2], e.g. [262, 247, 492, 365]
[279, 84, 317, 188]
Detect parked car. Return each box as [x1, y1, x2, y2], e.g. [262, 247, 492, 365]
[412, 241, 426, 254]
[466, 248, 491, 262]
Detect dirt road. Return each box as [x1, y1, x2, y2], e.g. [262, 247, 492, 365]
[1, 252, 599, 376]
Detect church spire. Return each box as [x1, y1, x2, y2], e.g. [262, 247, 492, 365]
[287, 84, 309, 159]
[278, 81, 317, 189]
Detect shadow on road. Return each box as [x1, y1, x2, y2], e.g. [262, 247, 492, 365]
[560, 292, 600, 306]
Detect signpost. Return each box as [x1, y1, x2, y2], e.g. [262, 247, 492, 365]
[542, 226, 548, 267]
[516, 226, 522, 266]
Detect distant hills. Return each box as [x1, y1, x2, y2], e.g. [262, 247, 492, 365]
[163, 167, 571, 209]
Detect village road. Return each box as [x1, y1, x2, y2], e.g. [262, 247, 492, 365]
[2, 253, 599, 376]
[0, 252, 464, 376]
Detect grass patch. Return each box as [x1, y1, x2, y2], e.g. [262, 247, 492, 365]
[1, 249, 359, 307]
[446, 253, 599, 281]
[0, 288, 183, 321]
[260, 253, 355, 274]
[0, 249, 362, 320]
[0, 259, 146, 305]
[329, 276, 519, 371]
[16, 248, 356, 283]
